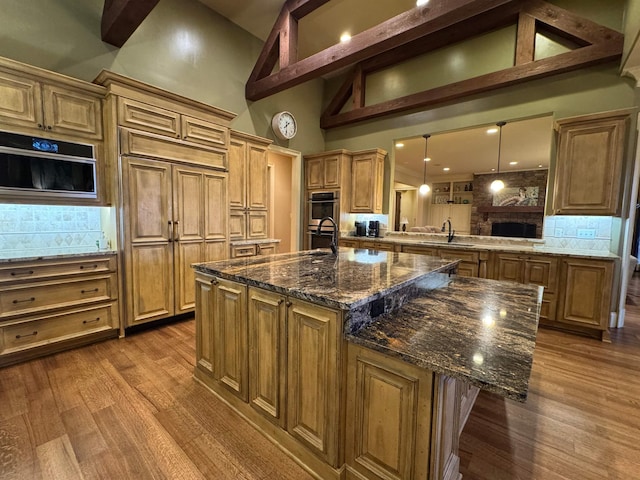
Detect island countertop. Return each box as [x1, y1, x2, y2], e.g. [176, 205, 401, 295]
[193, 248, 458, 310]
[346, 275, 542, 401]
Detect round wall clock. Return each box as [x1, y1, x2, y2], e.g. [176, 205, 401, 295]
[271, 111, 297, 140]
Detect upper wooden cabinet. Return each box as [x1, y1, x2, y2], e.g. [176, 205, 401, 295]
[351, 149, 386, 214]
[0, 60, 104, 140]
[306, 153, 343, 190]
[228, 130, 272, 241]
[117, 97, 229, 149]
[553, 110, 631, 216]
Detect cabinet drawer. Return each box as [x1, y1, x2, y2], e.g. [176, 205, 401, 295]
[182, 116, 229, 149]
[401, 245, 438, 256]
[257, 243, 278, 256]
[118, 97, 180, 138]
[0, 303, 116, 355]
[438, 248, 479, 264]
[0, 274, 116, 319]
[231, 245, 257, 258]
[339, 239, 360, 248]
[0, 256, 116, 284]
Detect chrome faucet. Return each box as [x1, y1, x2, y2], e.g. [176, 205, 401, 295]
[442, 218, 455, 243]
[316, 216, 339, 254]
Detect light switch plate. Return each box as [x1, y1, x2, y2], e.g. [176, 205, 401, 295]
[577, 228, 596, 239]
[554, 228, 564, 237]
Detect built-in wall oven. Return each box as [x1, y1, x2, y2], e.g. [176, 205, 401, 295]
[0, 131, 97, 199]
[307, 190, 340, 249]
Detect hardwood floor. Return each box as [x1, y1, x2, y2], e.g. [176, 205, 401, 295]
[1, 278, 639, 480]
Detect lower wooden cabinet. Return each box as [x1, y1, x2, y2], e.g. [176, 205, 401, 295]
[230, 241, 279, 258]
[0, 254, 119, 366]
[556, 257, 614, 338]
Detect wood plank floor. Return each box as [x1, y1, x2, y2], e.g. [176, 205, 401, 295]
[1, 277, 640, 479]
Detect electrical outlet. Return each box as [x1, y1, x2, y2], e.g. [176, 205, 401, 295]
[577, 228, 596, 239]
[554, 228, 564, 237]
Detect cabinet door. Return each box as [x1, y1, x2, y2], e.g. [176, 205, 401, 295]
[229, 209, 246, 240]
[248, 287, 287, 427]
[287, 299, 342, 466]
[247, 142, 268, 210]
[306, 158, 324, 189]
[204, 171, 228, 261]
[323, 156, 340, 188]
[557, 258, 614, 330]
[173, 165, 205, 314]
[118, 97, 180, 138]
[215, 279, 248, 401]
[493, 254, 524, 283]
[181, 115, 229, 149]
[227, 137, 247, 210]
[195, 273, 216, 378]
[439, 248, 479, 277]
[0, 70, 43, 129]
[346, 343, 433, 480]
[122, 158, 174, 325]
[448, 205, 471, 235]
[350, 152, 383, 213]
[247, 210, 268, 240]
[553, 113, 628, 216]
[42, 84, 102, 139]
[257, 243, 277, 256]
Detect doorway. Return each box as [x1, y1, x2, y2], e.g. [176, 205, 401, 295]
[268, 147, 302, 253]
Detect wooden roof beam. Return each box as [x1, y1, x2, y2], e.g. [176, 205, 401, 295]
[246, 0, 520, 101]
[101, 0, 159, 48]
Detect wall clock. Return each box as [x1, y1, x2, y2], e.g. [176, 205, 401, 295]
[271, 111, 297, 140]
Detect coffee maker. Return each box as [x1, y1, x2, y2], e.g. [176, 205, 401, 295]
[368, 220, 380, 237]
[355, 221, 367, 236]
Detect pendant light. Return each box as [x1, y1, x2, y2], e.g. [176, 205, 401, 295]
[490, 121, 506, 192]
[419, 133, 431, 195]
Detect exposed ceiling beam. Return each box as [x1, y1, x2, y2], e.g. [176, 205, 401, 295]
[246, 0, 519, 101]
[101, 0, 160, 48]
[320, 0, 623, 129]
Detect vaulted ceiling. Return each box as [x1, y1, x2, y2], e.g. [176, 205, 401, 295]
[101, 0, 631, 130]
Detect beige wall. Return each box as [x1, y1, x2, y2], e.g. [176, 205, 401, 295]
[0, 0, 326, 153]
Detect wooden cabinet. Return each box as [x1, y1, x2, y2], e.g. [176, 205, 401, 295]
[0, 62, 104, 139]
[428, 204, 472, 235]
[350, 149, 386, 214]
[401, 244, 480, 277]
[0, 254, 119, 366]
[230, 241, 279, 258]
[338, 238, 361, 248]
[556, 257, 615, 339]
[228, 131, 272, 241]
[553, 110, 630, 216]
[306, 153, 342, 190]
[492, 253, 559, 322]
[287, 298, 343, 467]
[345, 343, 433, 480]
[122, 156, 227, 326]
[117, 97, 229, 149]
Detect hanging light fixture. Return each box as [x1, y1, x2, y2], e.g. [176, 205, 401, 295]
[490, 121, 506, 192]
[419, 133, 431, 195]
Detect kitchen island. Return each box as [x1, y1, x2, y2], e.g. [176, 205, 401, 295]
[192, 249, 542, 480]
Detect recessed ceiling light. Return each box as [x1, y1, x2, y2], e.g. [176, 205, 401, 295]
[491, 168, 496, 171]
[443, 167, 450, 171]
[539, 164, 543, 168]
[486, 128, 498, 134]
[416, 0, 429, 6]
[509, 161, 518, 165]
[424, 157, 431, 162]
[340, 33, 351, 43]
[395, 142, 404, 148]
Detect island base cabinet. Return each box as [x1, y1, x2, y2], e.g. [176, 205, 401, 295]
[346, 344, 433, 480]
[287, 298, 344, 468]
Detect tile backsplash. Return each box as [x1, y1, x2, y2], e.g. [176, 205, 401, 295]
[0, 204, 112, 258]
[541, 215, 612, 251]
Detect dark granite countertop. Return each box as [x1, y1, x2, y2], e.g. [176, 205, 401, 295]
[346, 275, 542, 402]
[193, 249, 458, 310]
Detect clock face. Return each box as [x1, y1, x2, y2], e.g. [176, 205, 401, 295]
[273, 111, 297, 139]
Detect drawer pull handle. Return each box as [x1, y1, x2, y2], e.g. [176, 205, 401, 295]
[12, 297, 35, 304]
[16, 331, 38, 339]
[10, 270, 34, 276]
[83, 317, 101, 324]
[80, 264, 98, 270]
[81, 288, 99, 294]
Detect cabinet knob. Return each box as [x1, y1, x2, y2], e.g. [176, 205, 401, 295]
[277, 299, 284, 305]
[47, 125, 52, 130]
[211, 279, 219, 285]
[37, 123, 43, 128]
[285, 301, 292, 307]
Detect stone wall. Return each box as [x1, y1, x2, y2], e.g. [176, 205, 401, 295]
[470, 170, 548, 237]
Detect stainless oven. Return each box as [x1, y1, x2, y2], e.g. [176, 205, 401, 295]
[307, 191, 340, 249]
[0, 131, 97, 199]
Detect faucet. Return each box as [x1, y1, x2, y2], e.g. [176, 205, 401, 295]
[441, 218, 455, 243]
[316, 216, 339, 254]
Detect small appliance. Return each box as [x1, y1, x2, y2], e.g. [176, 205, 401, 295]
[355, 221, 366, 236]
[368, 220, 380, 237]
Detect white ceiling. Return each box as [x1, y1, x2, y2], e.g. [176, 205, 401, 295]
[394, 116, 555, 182]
